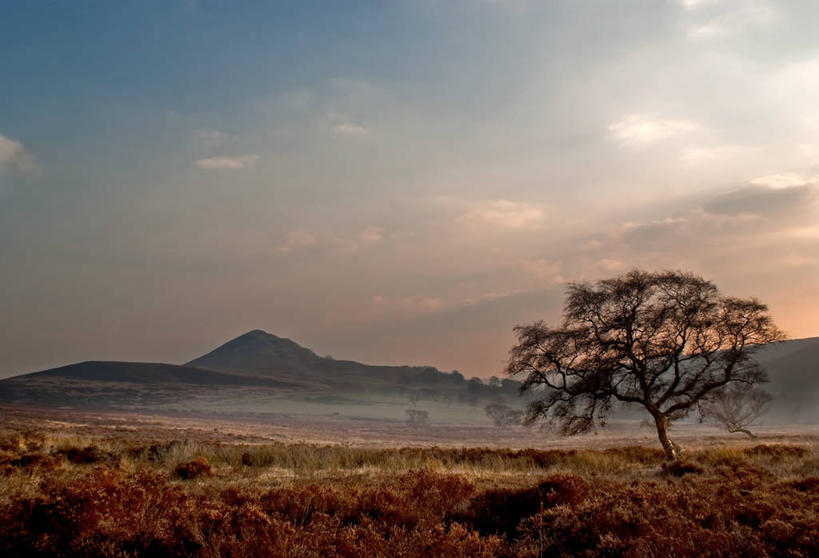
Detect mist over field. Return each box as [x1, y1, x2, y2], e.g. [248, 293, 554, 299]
[2, 1, 819, 556]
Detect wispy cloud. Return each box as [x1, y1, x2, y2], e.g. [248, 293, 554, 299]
[685, 0, 777, 39]
[370, 294, 446, 317]
[332, 122, 369, 137]
[750, 173, 819, 189]
[679, 0, 721, 9]
[0, 133, 39, 174]
[703, 183, 812, 217]
[193, 154, 259, 170]
[275, 226, 387, 255]
[609, 114, 699, 145]
[460, 200, 545, 230]
[681, 144, 755, 163]
[275, 231, 317, 254]
[349, 288, 529, 324]
[326, 111, 371, 138]
[519, 258, 563, 284]
[194, 129, 237, 150]
[333, 226, 385, 253]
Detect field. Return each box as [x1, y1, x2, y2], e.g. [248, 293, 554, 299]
[2, 407, 819, 557]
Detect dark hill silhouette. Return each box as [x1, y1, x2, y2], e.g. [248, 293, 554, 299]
[24, 361, 291, 387]
[0, 330, 504, 411]
[188, 330, 324, 376]
[186, 329, 453, 388]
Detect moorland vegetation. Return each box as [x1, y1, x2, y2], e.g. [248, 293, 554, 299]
[1, 423, 818, 557]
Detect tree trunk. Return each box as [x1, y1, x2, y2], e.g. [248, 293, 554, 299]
[654, 414, 680, 460]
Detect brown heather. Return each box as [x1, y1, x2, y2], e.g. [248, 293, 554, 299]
[1, 426, 818, 557]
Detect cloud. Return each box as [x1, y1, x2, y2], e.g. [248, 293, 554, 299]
[679, 0, 721, 9]
[597, 258, 626, 272]
[194, 129, 236, 150]
[371, 294, 446, 316]
[275, 231, 317, 254]
[334, 226, 385, 252]
[329, 78, 384, 99]
[332, 123, 369, 137]
[780, 225, 819, 240]
[750, 173, 819, 189]
[520, 258, 562, 283]
[326, 111, 371, 138]
[685, 0, 777, 39]
[275, 226, 386, 255]
[703, 184, 812, 216]
[680, 144, 755, 163]
[0, 133, 39, 174]
[767, 57, 819, 135]
[356, 289, 529, 324]
[619, 217, 691, 247]
[193, 154, 259, 170]
[609, 114, 699, 145]
[461, 200, 545, 230]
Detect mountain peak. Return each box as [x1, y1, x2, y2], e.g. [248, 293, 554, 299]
[244, 329, 273, 336]
[186, 330, 320, 374]
[235, 329, 278, 341]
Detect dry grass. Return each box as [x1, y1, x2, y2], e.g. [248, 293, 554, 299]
[1, 409, 819, 557]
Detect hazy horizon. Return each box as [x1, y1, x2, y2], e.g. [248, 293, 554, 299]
[2, 0, 819, 379]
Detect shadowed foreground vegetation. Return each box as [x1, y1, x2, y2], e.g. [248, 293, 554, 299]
[1, 428, 818, 557]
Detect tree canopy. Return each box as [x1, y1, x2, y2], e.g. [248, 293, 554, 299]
[506, 269, 782, 459]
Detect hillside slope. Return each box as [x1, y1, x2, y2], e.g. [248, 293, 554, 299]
[186, 329, 462, 389]
[21, 361, 292, 387]
[754, 337, 819, 422]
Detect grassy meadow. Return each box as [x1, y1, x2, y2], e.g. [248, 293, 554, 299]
[1, 407, 818, 557]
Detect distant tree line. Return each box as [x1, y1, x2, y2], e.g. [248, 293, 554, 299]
[397, 369, 523, 406]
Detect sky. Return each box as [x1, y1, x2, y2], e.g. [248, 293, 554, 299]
[1, 0, 818, 379]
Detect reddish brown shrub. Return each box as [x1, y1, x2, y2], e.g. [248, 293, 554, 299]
[241, 451, 252, 466]
[456, 473, 588, 536]
[9, 453, 63, 470]
[174, 457, 212, 480]
[743, 444, 810, 460]
[1, 438, 818, 558]
[57, 445, 110, 464]
[604, 446, 665, 464]
[787, 476, 819, 492]
[661, 460, 704, 477]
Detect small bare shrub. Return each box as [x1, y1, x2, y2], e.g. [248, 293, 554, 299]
[662, 460, 704, 477]
[175, 457, 212, 480]
[405, 409, 429, 428]
[699, 384, 772, 439]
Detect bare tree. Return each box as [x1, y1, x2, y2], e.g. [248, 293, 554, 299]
[484, 403, 524, 429]
[698, 384, 772, 439]
[506, 269, 782, 460]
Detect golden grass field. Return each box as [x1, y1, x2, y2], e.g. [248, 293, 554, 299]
[2, 406, 818, 557]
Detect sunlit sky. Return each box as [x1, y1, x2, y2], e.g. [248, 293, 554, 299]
[2, 0, 818, 378]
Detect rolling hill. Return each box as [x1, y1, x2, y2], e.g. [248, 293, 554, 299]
[20, 361, 292, 387]
[187, 329, 465, 388]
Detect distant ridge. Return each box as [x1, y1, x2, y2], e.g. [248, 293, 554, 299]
[185, 329, 439, 387]
[187, 329, 325, 376]
[23, 361, 291, 387]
